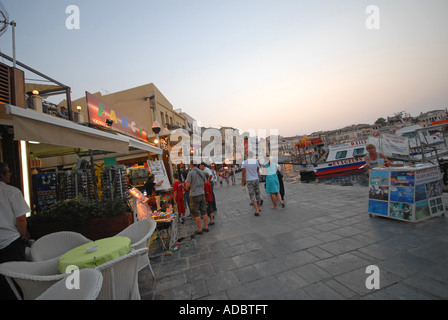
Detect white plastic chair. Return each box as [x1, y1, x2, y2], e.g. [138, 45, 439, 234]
[114, 219, 156, 276]
[0, 258, 66, 300]
[96, 248, 148, 300]
[36, 268, 103, 300]
[30, 231, 92, 262]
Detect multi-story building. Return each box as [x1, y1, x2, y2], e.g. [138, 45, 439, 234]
[417, 110, 447, 127]
[68, 83, 186, 135]
[174, 108, 195, 133]
[320, 124, 372, 144]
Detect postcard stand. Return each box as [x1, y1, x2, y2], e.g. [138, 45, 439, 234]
[368, 164, 446, 222]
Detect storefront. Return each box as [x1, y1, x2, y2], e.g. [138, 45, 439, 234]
[0, 59, 177, 242]
[3, 103, 164, 215]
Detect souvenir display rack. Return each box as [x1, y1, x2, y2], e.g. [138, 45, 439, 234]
[368, 164, 446, 222]
[100, 165, 128, 201]
[33, 170, 95, 213]
[33, 172, 58, 213]
[58, 170, 95, 200]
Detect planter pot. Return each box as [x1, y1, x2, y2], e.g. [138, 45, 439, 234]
[83, 214, 134, 240]
[28, 214, 134, 240]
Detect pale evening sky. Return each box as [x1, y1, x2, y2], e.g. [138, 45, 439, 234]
[0, 0, 447, 137]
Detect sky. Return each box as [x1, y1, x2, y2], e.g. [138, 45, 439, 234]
[0, 0, 447, 137]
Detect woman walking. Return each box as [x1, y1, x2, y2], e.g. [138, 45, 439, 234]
[263, 161, 285, 210]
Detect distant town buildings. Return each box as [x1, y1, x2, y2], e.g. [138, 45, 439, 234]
[417, 110, 447, 127]
[277, 109, 448, 155]
[30, 78, 448, 160]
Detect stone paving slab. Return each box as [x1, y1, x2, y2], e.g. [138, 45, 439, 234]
[138, 176, 448, 300]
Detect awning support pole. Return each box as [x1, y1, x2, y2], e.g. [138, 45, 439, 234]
[89, 149, 98, 200]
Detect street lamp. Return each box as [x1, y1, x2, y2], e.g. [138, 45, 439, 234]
[152, 120, 161, 135]
[152, 120, 161, 153]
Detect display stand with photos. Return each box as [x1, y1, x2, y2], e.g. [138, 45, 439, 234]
[368, 164, 446, 222]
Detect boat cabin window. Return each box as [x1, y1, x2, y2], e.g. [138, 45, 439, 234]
[335, 150, 348, 159]
[401, 132, 417, 139]
[353, 147, 366, 157]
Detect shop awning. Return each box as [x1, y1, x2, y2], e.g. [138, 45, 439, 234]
[5, 104, 130, 154]
[125, 136, 163, 155]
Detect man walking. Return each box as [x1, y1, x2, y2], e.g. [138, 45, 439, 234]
[241, 153, 262, 216]
[185, 161, 209, 234]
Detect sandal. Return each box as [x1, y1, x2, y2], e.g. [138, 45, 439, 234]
[195, 230, 203, 235]
[203, 228, 209, 232]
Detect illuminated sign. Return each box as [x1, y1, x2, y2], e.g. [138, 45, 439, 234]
[86, 92, 148, 141]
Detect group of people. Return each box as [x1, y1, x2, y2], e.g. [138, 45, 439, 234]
[171, 162, 218, 235]
[242, 153, 286, 216]
[171, 156, 287, 233]
[215, 166, 236, 187]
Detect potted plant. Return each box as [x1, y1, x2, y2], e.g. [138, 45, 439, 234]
[84, 197, 134, 240]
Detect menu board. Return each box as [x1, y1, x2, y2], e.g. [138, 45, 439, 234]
[147, 160, 171, 191]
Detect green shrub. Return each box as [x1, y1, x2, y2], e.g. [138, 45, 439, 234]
[28, 196, 129, 227]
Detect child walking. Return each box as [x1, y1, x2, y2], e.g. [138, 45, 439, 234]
[172, 173, 186, 223]
[204, 179, 215, 225]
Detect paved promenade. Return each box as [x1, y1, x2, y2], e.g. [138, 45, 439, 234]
[138, 174, 448, 300]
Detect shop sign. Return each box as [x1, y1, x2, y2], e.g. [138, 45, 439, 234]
[86, 92, 148, 141]
[415, 166, 441, 184]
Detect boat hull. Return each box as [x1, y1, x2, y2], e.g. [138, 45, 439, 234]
[298, 164, 315, 174]
[314, 158, 366, 176]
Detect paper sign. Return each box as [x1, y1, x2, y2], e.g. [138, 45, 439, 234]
[147, 160, 171, 191]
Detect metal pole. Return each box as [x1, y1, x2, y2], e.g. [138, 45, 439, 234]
[10, 21, 16, 68]
[0, 52, 68, 87]
[66, 87, 73, 121]
[89, 149, 98, 200]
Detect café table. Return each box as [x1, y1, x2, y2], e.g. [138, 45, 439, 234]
[58, 236, 131, 274]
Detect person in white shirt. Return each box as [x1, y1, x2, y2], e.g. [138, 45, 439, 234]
[0, 162, 31, 299]
[241, 154, 262, 216]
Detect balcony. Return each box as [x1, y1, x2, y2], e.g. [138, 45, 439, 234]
[26, 95, 84, 123]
